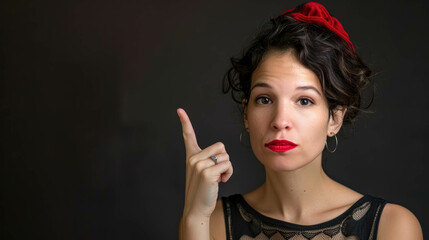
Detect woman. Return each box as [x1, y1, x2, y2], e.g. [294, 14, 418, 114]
[177, 2, 423, 240]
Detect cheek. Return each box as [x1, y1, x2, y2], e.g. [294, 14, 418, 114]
[247, 113, 264, 137]
[305, 113, 329, 134]
[298, 112, 330, 155]
[246, 110, 268, 150]
[246, 105, 261, 127]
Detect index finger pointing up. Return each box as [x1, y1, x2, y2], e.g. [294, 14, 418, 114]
[177, 108, 201, 156]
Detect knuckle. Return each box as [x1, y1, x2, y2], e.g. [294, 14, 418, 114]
[223, 160, 231, 167]
[224, 161, 233, 171]
[182, 133, 190, 141]
[215, 142, 225, 150]
[195, 160, 206, 172]
[188, 155, 198, 164]
[218, 153, 228, 163]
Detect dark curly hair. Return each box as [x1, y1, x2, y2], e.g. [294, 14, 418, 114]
[223, 11, 373, 124]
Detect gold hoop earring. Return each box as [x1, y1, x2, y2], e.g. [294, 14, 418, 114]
[325, 134, 338, 153]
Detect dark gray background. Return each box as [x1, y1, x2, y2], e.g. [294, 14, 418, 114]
[1, 0, 428, 239]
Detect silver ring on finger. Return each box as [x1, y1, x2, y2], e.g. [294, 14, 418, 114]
[210, 155, 218, 165]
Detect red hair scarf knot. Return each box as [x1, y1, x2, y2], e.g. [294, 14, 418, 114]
[282, 2, 355, 52]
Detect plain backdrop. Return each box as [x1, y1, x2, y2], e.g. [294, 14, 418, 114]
[1, 0, 428, 239]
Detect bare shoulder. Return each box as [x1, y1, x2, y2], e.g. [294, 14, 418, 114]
[209, 199, 226, 240]
[377, 203, 423, 240]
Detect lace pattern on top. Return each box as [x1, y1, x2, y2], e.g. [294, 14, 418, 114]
[222, 194, 387, 240]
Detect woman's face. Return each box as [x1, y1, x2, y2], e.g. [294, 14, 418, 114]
[244, 50, 344, 172]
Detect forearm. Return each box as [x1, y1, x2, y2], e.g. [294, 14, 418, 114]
[179, 215, 211, 240]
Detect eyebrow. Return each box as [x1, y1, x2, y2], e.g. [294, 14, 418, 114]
[250, 82, 272, 92]
[250, 83, 321, 96]
[296, 86, 321, 96]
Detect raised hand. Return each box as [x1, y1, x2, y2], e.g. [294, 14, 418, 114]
[177, 108, 233, 219]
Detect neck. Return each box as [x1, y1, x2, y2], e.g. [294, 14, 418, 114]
[256, 156, 335, 221]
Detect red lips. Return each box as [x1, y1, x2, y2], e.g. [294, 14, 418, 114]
[264, 139, 297, 152]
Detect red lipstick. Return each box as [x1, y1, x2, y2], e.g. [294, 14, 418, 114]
[264, 139, 297, 152]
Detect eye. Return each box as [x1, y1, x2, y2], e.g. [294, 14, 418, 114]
[298, 98, 314, 106]
[256, 96, 272, 104]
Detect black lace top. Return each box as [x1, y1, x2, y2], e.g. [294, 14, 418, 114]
[222, 194, 387, 240]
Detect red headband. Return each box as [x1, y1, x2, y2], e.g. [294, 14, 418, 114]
[281, 2, 355, 52]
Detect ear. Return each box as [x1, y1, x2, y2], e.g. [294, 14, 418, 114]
[327, 106, 347, 136]
[242, 99, 249, 131]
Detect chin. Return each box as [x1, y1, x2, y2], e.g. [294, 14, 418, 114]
[258, 153, 310, 172]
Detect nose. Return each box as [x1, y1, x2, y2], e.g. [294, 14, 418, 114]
[270, 103, 292, 130]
